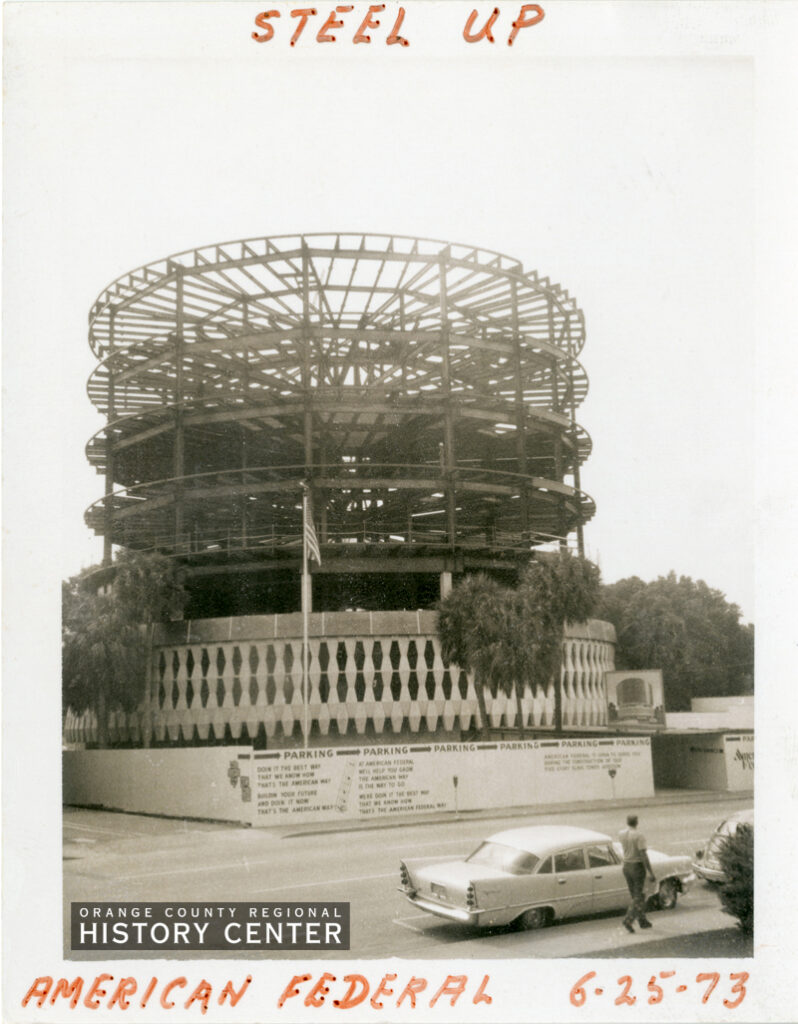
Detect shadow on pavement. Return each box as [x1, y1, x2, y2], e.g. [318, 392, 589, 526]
[571, 926, 753, 958]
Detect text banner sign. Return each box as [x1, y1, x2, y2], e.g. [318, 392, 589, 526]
[250, 738, 654, 827]
[724, 733, 754, 791]
[71, 902, 349, 951]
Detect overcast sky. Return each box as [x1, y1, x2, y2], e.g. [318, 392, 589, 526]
[5, 3, 767, 622]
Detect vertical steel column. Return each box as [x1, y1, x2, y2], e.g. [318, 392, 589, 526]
[173, 267, 185, 552]
[301, 242, 314, 613]
[566, 319, 585, 558]
[546, 293, 568, 550]
[240, 301, 249, 549]
[439, 252, 456, 550]
[511, 278, 530, 539]
[319, 438, 328, 542]
[300, 246, 314, 744]
[102, 310, 116, 565]
[550, 354, 568, 548]
[399, 292, 407, 387]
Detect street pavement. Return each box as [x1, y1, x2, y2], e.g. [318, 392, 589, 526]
[63, 792, 752, 961]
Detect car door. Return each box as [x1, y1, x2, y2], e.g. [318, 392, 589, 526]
[552, 847, 593, 919]
[495, 850, 541, 920]
[587, 843, 628, 912]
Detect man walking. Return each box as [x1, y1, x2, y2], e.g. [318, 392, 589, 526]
[619, 813, 656, 933]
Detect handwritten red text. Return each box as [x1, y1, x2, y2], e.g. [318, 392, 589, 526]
[251, 5, 546, 46]
[464, 4, 544, 44]
[22, 975, 252, 1014]
[252, 5, 409, 46]
[569, 971, 749, 1010]
[277, 972, 492, 1009]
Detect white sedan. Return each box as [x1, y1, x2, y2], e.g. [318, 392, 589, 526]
[693, 808, 754, 883]
[398, 825, 695, 929]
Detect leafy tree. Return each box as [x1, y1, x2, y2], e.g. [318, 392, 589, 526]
[112, 548, 186, 624]
[718, 823, 753, 935]
[437, 574, 524, 738]
[518, 551, 603, 733]
[597, 573, 754, 711]
[62, 551, 185, 746]
[437, 553, 601, 737]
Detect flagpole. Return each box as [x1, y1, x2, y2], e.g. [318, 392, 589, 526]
[302, 485, 309, 751]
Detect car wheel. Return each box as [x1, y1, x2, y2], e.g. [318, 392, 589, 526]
[517, 906, 549, 930]
[656, 878, 679, 910]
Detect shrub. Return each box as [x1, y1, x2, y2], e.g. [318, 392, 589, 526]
[718, 822, 753, 935]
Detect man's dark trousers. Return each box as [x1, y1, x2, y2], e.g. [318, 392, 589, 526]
[623, 861, 650, 926]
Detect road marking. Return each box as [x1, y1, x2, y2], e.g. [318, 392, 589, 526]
[115, 861, 275, 881]
[95, 844, 710, 883]
[252, 872, 395, 895]
[392, 918, 426, 934]
[395, 911, 431, 922]
[384, 837, 479, 852]
[403, 854, 465, 863]
[115, 854, 455, 883]
[64, 821, 150, 839]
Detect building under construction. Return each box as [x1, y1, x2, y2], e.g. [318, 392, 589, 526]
[68, 234, 613, 746]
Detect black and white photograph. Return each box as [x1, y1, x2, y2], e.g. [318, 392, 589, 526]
[3, 2, 797, 1021]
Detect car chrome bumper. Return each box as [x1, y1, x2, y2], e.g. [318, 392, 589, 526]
[692, 861, 725, 882]
[680, 871, 697, 893]
[397, 889, 478, 924]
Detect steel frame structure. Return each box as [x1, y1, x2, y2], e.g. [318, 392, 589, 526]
[85, 233, 594, 600]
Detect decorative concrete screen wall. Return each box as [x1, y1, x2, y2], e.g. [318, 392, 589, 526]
[63, 613, 615, 747]
[63, 738, 652, 827]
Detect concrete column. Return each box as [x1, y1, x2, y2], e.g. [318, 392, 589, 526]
[439, 571, 453, 600]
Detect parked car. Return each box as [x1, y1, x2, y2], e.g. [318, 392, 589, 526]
[693, 808, 754, 883]
[398, 824, 695, 929]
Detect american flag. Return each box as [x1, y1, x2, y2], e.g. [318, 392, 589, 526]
[304, 495, 322, 566]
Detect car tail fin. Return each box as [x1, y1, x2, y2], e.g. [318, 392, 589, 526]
[399, 860, 415, 894]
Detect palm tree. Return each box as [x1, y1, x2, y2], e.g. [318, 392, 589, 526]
[518, 551, 602, 733]
[437, 574, 524, 738]
[62, 551, 185, 746]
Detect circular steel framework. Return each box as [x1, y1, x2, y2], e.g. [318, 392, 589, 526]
[85, 233, 594, 607]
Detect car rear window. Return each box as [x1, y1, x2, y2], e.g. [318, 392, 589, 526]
[587, 844, 618, 867]
[466, 842, 540, 875]
[715, 812, 754, 838]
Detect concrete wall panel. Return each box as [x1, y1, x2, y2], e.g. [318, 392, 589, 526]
[63, 747, 252, 824]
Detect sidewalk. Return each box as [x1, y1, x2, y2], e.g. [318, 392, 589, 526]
[277, 788, 753, 839]
[573, 926, 753, 959]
